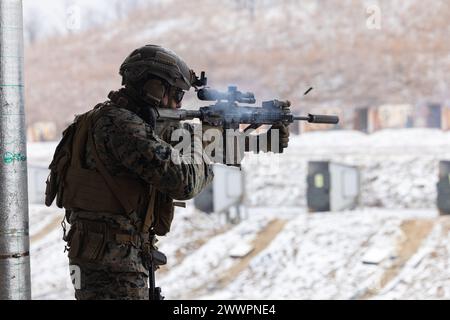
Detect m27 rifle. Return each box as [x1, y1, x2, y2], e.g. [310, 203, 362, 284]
[156, 86, 339, 129]
[155, 73, 339, 163]
[148, 75, 339, 299]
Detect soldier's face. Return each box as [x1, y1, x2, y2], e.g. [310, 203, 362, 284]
[162, 87, 184, 109]
[162, 94, 181, 109]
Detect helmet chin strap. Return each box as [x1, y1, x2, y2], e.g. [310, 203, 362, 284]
[124, 78, 168, 108]
[143, 78, 167, 106]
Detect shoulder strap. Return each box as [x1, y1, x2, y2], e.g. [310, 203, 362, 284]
[87, 110, 135, 215]
[142, 188, 156, 233]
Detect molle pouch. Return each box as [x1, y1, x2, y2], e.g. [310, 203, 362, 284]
[45, 121, 78, 208]
[44, 170, 58, 207]
[68, 222, 107, 262]
[79, 231, 105, 261]
[78, 222, 107, 261]
[67, 226, 82, 259]
[152, 192, 174, 236]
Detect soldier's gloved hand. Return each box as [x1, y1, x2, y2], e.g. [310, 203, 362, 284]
[269, 123, 290, 153]
[201, 124, 223, 154]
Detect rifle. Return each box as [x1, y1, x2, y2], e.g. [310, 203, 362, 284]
[147, 77, 339, 297]
[156, 71, 338, 126]
[155, 73, 339, 164]
[156, 85, 338, 128]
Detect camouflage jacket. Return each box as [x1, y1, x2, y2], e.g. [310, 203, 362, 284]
[65, 90, 213, 231]
[84, 98, 214, 202]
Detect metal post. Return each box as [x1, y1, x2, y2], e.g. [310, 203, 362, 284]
[0, 0, 31, 300]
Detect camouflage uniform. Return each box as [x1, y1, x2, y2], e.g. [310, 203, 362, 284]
[41, 45, 213, 300]
[64, 88, 213, 300]
[45, 44, 288, 300]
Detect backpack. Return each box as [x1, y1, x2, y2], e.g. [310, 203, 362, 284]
[44, 107, 144, 213]
[45, 115, 81, 208]
[44, 106, 175, 236]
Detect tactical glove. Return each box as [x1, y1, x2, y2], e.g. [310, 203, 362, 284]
[268, 123, 290, 153]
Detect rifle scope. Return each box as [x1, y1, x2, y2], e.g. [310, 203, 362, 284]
[197, 86, 256, 104]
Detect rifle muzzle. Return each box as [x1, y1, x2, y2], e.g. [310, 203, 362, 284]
[294, 114, 339, 124]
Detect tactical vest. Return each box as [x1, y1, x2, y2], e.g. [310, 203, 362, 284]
[45, 104, 174, 236]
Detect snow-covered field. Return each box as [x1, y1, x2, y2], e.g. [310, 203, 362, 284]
[30, 205, 449, 300]
[243, 128, 450, 209]
[29, 205, 73, 300]
[28, 129, 450, 299]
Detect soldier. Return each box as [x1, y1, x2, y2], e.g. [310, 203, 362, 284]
[45, 44, 289, 300]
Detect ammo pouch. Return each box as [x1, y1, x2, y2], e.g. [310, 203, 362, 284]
[152, 191, 174, 236]
[67, 220, 107, 262]
[67, 219, 149, 262]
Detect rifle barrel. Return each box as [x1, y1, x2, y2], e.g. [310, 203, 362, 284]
[293, 116, 310, 121]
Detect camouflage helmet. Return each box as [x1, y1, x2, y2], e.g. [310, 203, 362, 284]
[119, 45, 195, 91]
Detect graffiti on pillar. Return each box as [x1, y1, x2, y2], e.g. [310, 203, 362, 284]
[3, 151, 27, 164]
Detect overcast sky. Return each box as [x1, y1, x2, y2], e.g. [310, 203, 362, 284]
[22, 0, 152, 43]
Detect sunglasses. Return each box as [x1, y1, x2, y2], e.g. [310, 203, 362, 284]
[171, 87, 185, 103]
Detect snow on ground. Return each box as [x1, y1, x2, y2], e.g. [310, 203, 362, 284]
[27, 142, 58, 166]
[29, 203, 227, 299]
[153, 203, 228, 271]
[376, 217, 450, 299]
[27, 129, 450, 299]
[29, 205, 72, 300]
[30, 204, 448, 300]
[158, 211, 275, 299]
[243, 129, 450, 209]
[195, 209, 442, 300]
